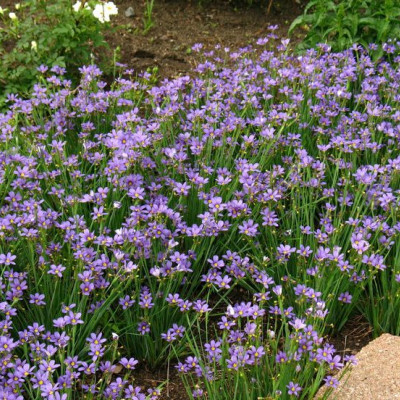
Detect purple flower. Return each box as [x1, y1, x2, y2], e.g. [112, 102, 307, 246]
[0, 336, 17, 352]
[48, 264, 66, 278]
[119, 295, 135, 310]
[204, 340, 222, 361]
[276, 244, 296, 262]
[324, 375, 339, 388]
[327, 354, 344, 370]
[247, 345, 265, 363]
[215, 275, 232, 289]
[92, 206, 107, 220]
[287, 382, 302, 397]
[261, 207, 279, 227]
[161, 329, 177, 342]
[276, 351, 288, 363]
[238, 219, 259, 236]
[0, 253, 16, 265]
[64, 311, 84, 325]
[120, 357, 139, 370]
[207, 256, 225, 269]
[29, 293, 46, 306]
[192, 300, 211, 313]
[351, 233, 370, 254]
[138, 321, 150, 335]
[338, 292, 352, 304]
[208, 196, 225, 213]
[87, 333, 106, 347]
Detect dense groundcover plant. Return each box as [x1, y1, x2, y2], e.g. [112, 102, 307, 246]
[1, 29, 400, 398]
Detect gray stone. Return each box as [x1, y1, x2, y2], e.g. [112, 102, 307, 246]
[125, 6, 135, 18]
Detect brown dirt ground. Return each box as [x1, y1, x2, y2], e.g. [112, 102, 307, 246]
[329, 314, 373, 358]
[132, 365, 188, 400]
[106, 0, 306, 79]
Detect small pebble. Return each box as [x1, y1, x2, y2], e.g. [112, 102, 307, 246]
[125, 6, 135, 18]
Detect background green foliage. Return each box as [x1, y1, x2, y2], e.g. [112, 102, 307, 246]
[0, 0, 110, 106]
[290, 0, 400, 53]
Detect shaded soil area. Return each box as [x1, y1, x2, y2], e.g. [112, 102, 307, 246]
[133, 366, 188, 400]
[107, 0, 306, 79]
[329, 314, 374, 358]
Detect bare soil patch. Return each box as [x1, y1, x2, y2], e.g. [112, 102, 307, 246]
[107, 0, 305, 79]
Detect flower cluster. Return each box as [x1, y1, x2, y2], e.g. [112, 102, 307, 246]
[0, 294, 156, 399]
[1, 30, 400, 398]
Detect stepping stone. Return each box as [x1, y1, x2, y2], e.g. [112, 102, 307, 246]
[317, 334, 400, 399]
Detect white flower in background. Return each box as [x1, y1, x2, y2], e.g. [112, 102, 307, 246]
[31, 41, 37, 51]
[9, 12, 17, 20]
[92, 2, 118, 23]
[72, 1, 91, 12]
[92, 4, 106, 23]
[73, 1, 82, 12]
[15, 3, 20, 9]
[104, 2, 118, 16]
[0, 7, 3, 15]
[168, 239, 179, 249]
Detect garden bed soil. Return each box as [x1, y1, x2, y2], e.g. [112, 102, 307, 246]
[329, 314, 373, 358]
[105, 0, 306, 79]
[132, 366, 188, 400]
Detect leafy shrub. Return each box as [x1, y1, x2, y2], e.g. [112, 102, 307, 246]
[289, 0, 400, 53]
[0, 0, 118, 107]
